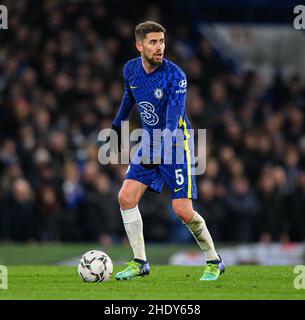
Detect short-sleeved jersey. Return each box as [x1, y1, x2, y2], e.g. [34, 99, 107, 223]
[113, 57, 192, 162]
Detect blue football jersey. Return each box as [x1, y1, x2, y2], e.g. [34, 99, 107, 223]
[113, 57, 192, 163]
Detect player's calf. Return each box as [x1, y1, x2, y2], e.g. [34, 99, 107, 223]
[172, 198, 194, 223]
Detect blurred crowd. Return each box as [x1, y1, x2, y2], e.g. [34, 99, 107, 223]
[0, 0, 304, 245]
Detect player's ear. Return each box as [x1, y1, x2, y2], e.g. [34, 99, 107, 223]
[135, 41, 143, 53]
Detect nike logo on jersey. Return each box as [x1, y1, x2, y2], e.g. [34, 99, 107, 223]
[130, 85, 137, 89]
[174, 187, 183, 192]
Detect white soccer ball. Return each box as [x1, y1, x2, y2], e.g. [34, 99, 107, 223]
[78, 250, 113, 283]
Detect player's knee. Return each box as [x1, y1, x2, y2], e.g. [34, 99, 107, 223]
[172, 202, 193, 223]
[118, 188, 137, 210]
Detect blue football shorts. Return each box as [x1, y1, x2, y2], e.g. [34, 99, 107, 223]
[125, 150, 197, 200]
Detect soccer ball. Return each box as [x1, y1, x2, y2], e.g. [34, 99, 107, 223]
[78, 250, 113, 282]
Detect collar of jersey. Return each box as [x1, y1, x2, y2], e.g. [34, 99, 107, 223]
[139, 57, 166, 76]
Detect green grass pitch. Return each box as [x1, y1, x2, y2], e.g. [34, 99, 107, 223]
[0, 265, 304, 300]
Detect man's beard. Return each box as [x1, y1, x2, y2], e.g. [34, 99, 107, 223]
[143, 53, 163, 67]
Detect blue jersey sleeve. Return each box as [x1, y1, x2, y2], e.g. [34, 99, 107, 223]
[161, 70, 187, 157]
[165, 75, 187, 132]
[112, 64, 135, 127]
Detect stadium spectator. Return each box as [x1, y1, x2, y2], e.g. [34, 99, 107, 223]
[256, 169, 287, 242]
[36, 185, 63, 242]
[80, 172, 122, 245]
[195, 179, 226, 242]
[2, 178, 37, 242]
[225, 176, 260, 242]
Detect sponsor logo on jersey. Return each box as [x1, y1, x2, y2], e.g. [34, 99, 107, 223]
[179, 79, 187, 88]
[139, 101, 159, 125]
[176, 79, 187, 94]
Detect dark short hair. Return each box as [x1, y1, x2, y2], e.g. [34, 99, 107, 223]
[135, 21, 166, 42]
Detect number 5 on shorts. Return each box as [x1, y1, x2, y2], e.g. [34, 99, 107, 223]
[175, 169, 184, 185]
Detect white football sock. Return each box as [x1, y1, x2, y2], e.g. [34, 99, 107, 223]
[185, 211, 219, 261]
[120, 205, 147, 262]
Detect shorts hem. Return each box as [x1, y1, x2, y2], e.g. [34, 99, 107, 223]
[125, 176, 162, 194]
[171, 194, 198, 200]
